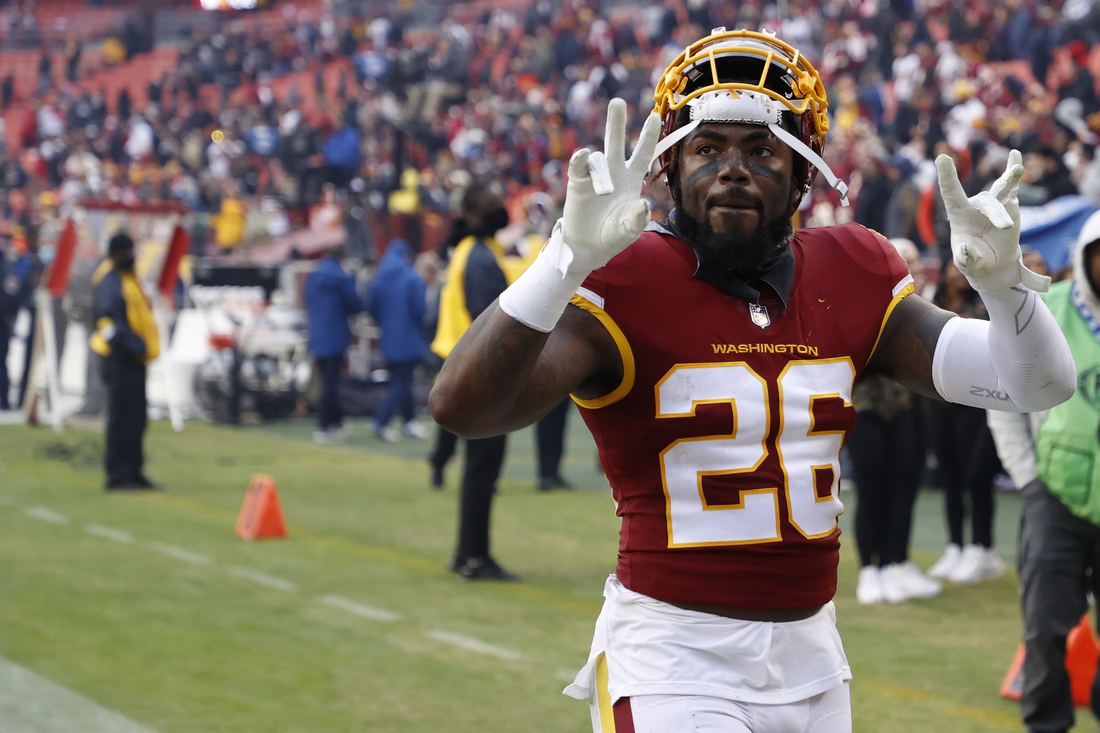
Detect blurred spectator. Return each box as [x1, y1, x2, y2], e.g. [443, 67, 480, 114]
[366, 238, 428, 442]
[305, 244, 365, 444]
[535, 399, 573, 492]
[1024, 144, 1079, 204]
[0, 244, 21, 410]
[926, 261, 1006, 585]
[850, 238, 941, 605]
[90, 233, 160, 491]
[430, 181, 517, 581]
[987, 218, 1099, 733]
[213, 185, 246, 251]
[883, 155, 924, 248]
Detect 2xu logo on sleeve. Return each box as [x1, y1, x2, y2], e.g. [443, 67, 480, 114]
[969, 386, 1010, 401]
[970, 366, 1100, 407]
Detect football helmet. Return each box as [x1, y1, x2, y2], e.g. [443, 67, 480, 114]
[650, 27, 847, 206]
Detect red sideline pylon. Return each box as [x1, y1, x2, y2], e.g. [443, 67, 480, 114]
[1001, 614, 1098, 706]
[235, 474, 287, 540]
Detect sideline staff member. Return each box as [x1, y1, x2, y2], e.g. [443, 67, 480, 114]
[91, 233, 160, 491]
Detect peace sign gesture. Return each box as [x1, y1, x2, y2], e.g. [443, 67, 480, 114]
[555, 98, 662, 276]
[936, 149, 1050, 293]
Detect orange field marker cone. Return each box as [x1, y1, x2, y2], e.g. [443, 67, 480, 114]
[1001, 614, 1098, 707]
[1000, 644, 1026, 701]
[235, 474, 287, 540]
[1067, 615, 1099, 707]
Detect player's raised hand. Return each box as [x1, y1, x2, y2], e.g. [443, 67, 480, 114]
[557, 98, 662, 275]
[936, 149, 1050, 293]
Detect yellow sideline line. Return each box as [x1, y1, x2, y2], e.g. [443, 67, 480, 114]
[140, 492, 602, 616]
[856, 680, 1021, 731]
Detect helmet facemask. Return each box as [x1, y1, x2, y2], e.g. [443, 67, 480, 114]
[651, 28, 848, 212]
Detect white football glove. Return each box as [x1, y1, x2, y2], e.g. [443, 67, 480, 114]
[936, 149, 1050, 293]
[551, 98, 662, 276]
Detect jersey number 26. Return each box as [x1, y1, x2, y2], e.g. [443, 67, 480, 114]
[656, 359, 855, 547]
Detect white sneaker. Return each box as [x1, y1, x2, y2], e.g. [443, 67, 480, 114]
[890, 561, 942, 599]
[948, 544, 988, 584]
[980, 547, 1006, 581]
[403, 421, 429, 440]
[878, 564, 909, 603]
[313, 426, 348, 444]
[857, 565, 884, 605]
[928, 544, 963, 579]
[372, 424, 399, 442]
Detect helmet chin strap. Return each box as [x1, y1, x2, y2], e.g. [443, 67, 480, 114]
[650, 90, 849, 206]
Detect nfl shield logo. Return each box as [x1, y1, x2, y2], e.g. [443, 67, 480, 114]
[749, 303, 770, 329]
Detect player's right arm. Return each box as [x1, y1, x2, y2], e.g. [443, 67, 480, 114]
[429, 300, 619, 438]
[431, 99, 661, 438]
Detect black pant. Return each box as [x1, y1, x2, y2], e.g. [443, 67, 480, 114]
[930, 400, 1000, 547]
[316, 356, 343, 430]
[1019, 479, 1100, 733]
[455, 434, 507, 564]
[848, 405, 925, 567]
[430, 425, 459, 471]
[103, 358, 147, 486]
[536, 399, 570, 479]
[0, 317, 11, 409]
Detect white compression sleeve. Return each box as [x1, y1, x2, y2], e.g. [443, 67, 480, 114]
[498, 224, 588, 333]
[931, 286, 1075, 412]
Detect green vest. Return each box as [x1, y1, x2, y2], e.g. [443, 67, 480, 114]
[1036, 280, 1100, 524]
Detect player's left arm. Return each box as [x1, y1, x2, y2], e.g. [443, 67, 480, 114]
[866, 151, 1075, 413]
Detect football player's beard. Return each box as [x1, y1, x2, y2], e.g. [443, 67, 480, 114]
[676, 205, 793, 281]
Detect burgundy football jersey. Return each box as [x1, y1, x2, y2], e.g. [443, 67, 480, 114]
[571, 222, 913, 609]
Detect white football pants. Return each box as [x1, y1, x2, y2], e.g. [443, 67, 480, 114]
[595, 683, 851, 733]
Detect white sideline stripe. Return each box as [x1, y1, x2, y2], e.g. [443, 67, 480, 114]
[425, 630, 525, 661]
[85, 524, 134, 544]
[0, 493, 15, 506]
[0, 654, 157, 733]
[150, 542, 212, 565]
[320, 595, 401, 622]
[226, 566, 296, 592]
[24, 506, 69, 525]
[556, 669, 579, 682]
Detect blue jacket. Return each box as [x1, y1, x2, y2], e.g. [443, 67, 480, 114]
[366, 239, 428, 365]
[322, 126, 362, 172]
[305, 257, 365, 358]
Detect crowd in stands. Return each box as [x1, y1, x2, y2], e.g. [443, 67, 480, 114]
[0, 0, 1099, 264]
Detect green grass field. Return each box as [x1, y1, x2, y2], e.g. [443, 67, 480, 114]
[0, 414, 1096, 732]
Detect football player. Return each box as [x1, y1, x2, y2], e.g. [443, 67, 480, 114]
[429, 28, 1075, 733]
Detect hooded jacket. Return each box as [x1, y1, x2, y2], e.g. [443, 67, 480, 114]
[305, 256, 365, 359]
[1035, 211, 1100, 524]
[366, 239, 428, 365]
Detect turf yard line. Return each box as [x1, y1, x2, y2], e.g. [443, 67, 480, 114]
[319, 594, 402, 622]
[84, 524, 134, 544]
[142, 489, 603, 615]
[425, 630, 526, 661]
[857, 680, 1020, 731]
[225, 565, 297, 592]
[149, 542, 213, 565]
[23, 505, 69, 524]
[0, 654, 158, 733]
